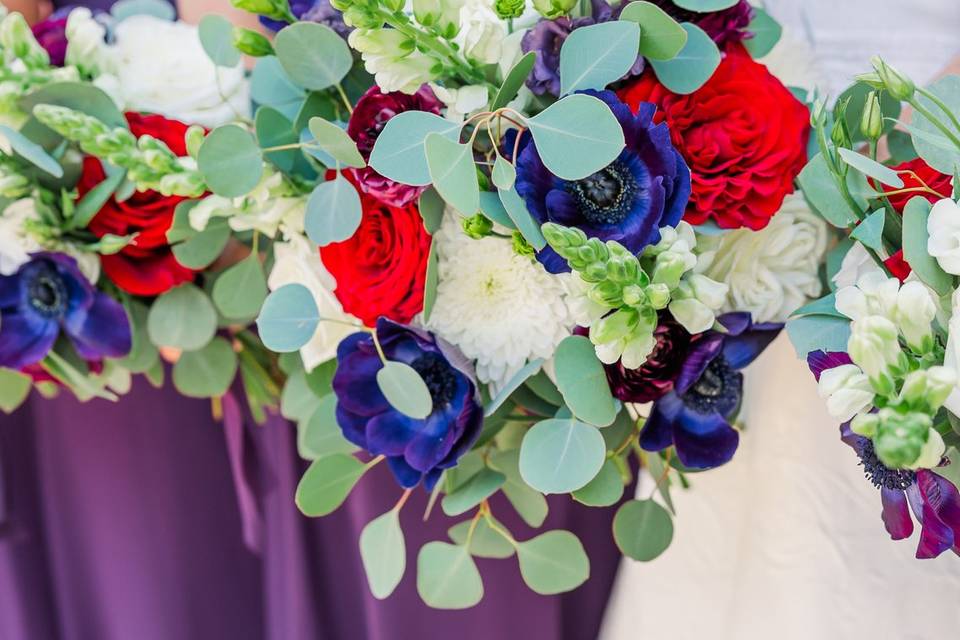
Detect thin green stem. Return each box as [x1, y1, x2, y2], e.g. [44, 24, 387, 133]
[370, 329, 388, 364]
[917, 87, 960, 139]
[908, 98, 960, 150]
[335, 83, 354, 115]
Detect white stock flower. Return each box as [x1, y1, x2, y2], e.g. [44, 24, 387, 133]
[927, 198, 960, 275]
[190, 172, 306, 238]
[349, 29, 437, 94]
[267, 233, 357, 371]
[429, 83, 489, 121]
[817, 364, 874, 422]
[848, 315, 901, 381]
[832, 242, 883, 289]
[698, 194, 828, 322]
[452, 0, 506, 65]
[65, 8, 106, 75]
[892, 281, 937, 351]
[940, 289, 960, 418]
[97, 16, 249, 127]
[0, 198, 100, 282]
[835, 271, 900, 321]
[426, 213, 574, 391]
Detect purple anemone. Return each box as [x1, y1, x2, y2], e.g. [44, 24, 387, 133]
[332, 318, 483, 490]
[513, 89, 691, 274]
[0, 253, 131, 370]
[260, 0, 351, 38]
[639, 313, 780, 469]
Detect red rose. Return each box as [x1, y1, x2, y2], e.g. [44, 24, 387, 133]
[319, 174, 431, 327]
[879, 157, 952, 213]
[619, 45, 810, 230]
[345, 85, 443, 207]
[78, 112, 195, 296]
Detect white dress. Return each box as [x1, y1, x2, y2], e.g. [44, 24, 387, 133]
[600, 3, 960, 639]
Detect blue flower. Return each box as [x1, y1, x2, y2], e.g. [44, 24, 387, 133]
[513, 90, 691, 274]
[0, 253, 131, 370]
[260, 0, 351, 38]
[639, 313, 780, 469]
[332, 318, 484, 489]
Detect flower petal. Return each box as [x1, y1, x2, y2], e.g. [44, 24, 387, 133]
[880, 487, 914, 540]
[639, 392, 682, 453]
[0, 311, 59, 370]
[366, 411, 419, 456]
[386, 455, 423, 489]
[807, 350, 853, 381]
[65, 293, 132, 361]
[672, 408, 739, 470]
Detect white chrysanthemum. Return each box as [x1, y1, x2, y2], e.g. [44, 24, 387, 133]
[697, 193, 828, 322]
[426, 214, 573, 391]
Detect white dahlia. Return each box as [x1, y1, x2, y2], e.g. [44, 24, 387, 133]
[426, 214, 573, 391]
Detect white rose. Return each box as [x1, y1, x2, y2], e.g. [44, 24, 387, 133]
[267, 234, 358, 371]
[817, 363, 874, 422]
[928, 198, 960, 275]
[190, 171, 306, 238]
[699, 194, 829, 322]
[98, 16, 250, 128]
[453, 0, 505, 65]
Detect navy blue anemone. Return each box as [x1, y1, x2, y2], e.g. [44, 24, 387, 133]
[513, 89, 691, 274]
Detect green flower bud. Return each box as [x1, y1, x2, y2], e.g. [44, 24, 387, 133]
[342, 6, 385, 29]
[0, 173, 30, 198]
[589, 280, 624, 308]
[0, 12, 49, 68]
[94, 234, 134, 255]
[645, 283, 670, 310]
[495, 0, 525, 19]
[532, 0, 576, 18]
[185, 126, 205, 159]
[461, 213, 494, 239]
[873, 408, 931, 469]
[850, 412, 879, 438]
[860, 91, 884, 142]
[231, 0, 294, 21]
[871, 56, 915, 101]
[233, 27, 274, 57]
[591, 308, 638, 345]
[512, 231, 535, 257]
[383, 0, 407, 11]
[621, 284, 645, 308]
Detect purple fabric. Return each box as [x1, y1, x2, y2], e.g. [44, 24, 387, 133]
[0, 375, 627, 640]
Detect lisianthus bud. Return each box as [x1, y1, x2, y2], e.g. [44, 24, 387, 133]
[849, 316, 902, 389]
[461, 212, 493, 239]
[382, 0, 407, 13]
[532, 0, 576, 18]
[860, 91, 884, 141]
[871, 56, 915, 101]
[231, 0, 293, 21]
[413, 0, 460, 34]
[185, 126, 205, 159]
[495, 0, 525, 19]
[233, 27, 274, 57]
[818, 363, 875, 422]
[892, 281, 936, 352]
[873, 408, 933, 469]
[0, 11, 48, 67]
[94, 233, 134, 255]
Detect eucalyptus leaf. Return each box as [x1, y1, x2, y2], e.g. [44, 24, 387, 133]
[485, 358, 544, 416]
[274, 22, 352, 91]
[147, 284, 217, 351]
[198, 14, 241, 68]
[304, 175, 362, 246]
[418, 187, 445, 234]
[281, 369, 317, 422]
[71, 168, 125, 229]
[425, 133, 479, 215]
[554, 335, 617, 427]
[671, 0, 737, 10]
[256, 106, 299, 172]
[417, 542, 484, 609]
[111, 0, 175, 21]
[0, 125, 63, 177]
[376, 361, 433, 420]
[441, 468, 506, 517]
[257, 283, 322, 352]
[423, 240, 439, 322]
[790, 292, 844, 319]
[369, 111, 461, 186]
[250, 56, 306, 120]
[171, 219, 231, 270]
[118, 300, 159, 374]
[492, 155, 516, 191]
[785, 315, 851, 358]
[308, 117, 366, 168]
[572, 458, 623, 507]
[448, 517, 515, 559]
[912, 76, 960, 174]
[903, 196, 954, 295]
[21, 82, 127, 129]
[299, 394, 358, 459]
[619, 1, 688, 61]
[559, 21, 640, 95]
[212, 255, 268, 320]
[849, 209, 886, 252]
[797, 153, 859, 228]
[478, 191, 517, 230]
[295, 453, 366, 516]
[490, 450, 549, 527]
[492, 51, 536, 110]
[525, 94, 625, 180]
[648, 23, 720, 95]
[516, 530, 589, 595]
[837, 147, 904, 188]
[359, 510, 406, 599]
[172, 337, 238, 398]
[613, 499, 673, 561]
[519, 417, 606, 494]
[742, 7, 782, 59]
[499, 186, 545, 249]
[0, 368, 32, 414]
[198, 125, 264, 198]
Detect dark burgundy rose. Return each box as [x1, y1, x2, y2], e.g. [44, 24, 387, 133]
[31, 8, 71, 66]
[345, 85, 443, 207]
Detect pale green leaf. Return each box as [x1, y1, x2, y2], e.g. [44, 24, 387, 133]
[572, 458, 623, 507]
[517, 530, 589, 595]
[492, 51, 536, 110]
[304, 175, 362, 246]
[619, 1, 688, 61]
[519, 417, 606, 494]
[554, 335, 617, 427]
[368, 111, 460, 186]
[257, 283, 321, 353]
[198, 14, 241, 68]
[308, 117, 365, 168]
[274, 22, 352, 90]
[359, 510, 406, 599]
[441, 468, 506, 517]
[172, 337, 238, 398]
[648, 23, 720, 95]
[559, 21, 640, 95]
[295, 453, 366, 516]
[417, 542, 484, 609]
[903, 196, 954, 295]
[147, 284, 217, 351]
[212, 255, 268, 320]
[425, 133, 479, 216]
[613, 499, 673, 561]
[376, 361, 433, 420]
[198, 125, 264, 198]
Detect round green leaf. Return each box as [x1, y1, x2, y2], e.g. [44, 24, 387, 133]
[913, 76, 960, 174]
[257, 283, 321, 352]
[613, 499, 673, 561]
[274, 22, 352, 91]
[21, 82, 127, 128]
[416, 542, 484, 609]
[198, 125, 264, 198]
[492, 51, 536, 110]
[902, 196, 954, 295]
[256, 106, 299, 173]
[251, 56, 306, 120]
[111, 0, 176, 21]
[0, 368, 32, 414]
[619, 1, 688, 61]
[441, 468, 506, 517]
[171, 219, 231, 270]
[376, 361, 433, 420]
[118, 300, 159, 374]
[559, 21, 640, 95]
[299, 394, 358, 459]
[172, 337, 238, 398]
[360, 510, 406, 600]
[448, 517, 516, 559]
[648, 23, 721, 95]
[671, 0, 737, 10]
[308, 117, 365, 168]
[147, 284, 217, 351]
[199, 14, 241, 67]
[0, 125, 63, 177]
[572, 458, 624, 507]
[304, 175, 362, 246]
[418, 187, 445, 235]
[295, 453, 366, 517]
[425, 133, 479, 216]
[498, 186, 546, 249]
[491, 155, 516, 191]
[368, 111, 461, 186]
[554, 335, 617, 426]
[519, 418, 606, 494]
[742, 7, 782, 59]
[525, 94, 625, 180]
[516, 530, 589, 595]
[485, 358, 544, 417]
[212, 255, 268, 320]
[281, 369, 317, 422]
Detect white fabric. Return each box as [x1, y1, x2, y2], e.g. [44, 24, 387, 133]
[601, 4, 960, 638]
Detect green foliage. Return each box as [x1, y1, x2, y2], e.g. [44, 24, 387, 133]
[256, 106, 300, 173]
[837, 147, 903, 188]
[308, 117, 366, 168]
[118, 300, 160, 374]
[516, 531, 589, 595]
[519, 417, 606, 494]
[376, 361, 434, 419]
[111, 0, 175, 21]
[147, 284, 217, 351]
[198, 125, 264, 197]
[417, 188, 445, 235]
[912, 76, 960, 174]
[0, 125, 63, 177]
[448, 517, 515, 559]
[554, 335, 617, 427]
[172, 219, 232, 270]
[251, 57, 306, 120]
[274, 23, 353, 91]
[484, 358, 544, 416]
[0, 368, 32, 414]
[491, 155, 516, 191]
[360, 510, 406, 599]
[500, 187, 546, 249]
[417, 542, 484, 609]
[613, 499, 673, 561]
[299, 395, 358, 459]
[257, 283, 322, 352]
[369, 111, 460, 186]
[785, 315, 851, 358]
[559, 21, 640, 95]
[836, 82, 902, 144]
[648, 24, 720, 95]
[441, 468, 506, 517]
[304, 175, 363, 245]
[425, 133, 479, 216]
[796, 153, 860, 228]
[742, 7, 781, 58]
[21, 82, 127, 129]
[490, 450, 549, 527]
[903, 196, 954, 295]
[423, 240, 439, 322]
[198, 14, 242, 68]
[672, 0, 737, 9]
[213, 255, 269, 320]
[172, 337, 238, 398]
[296, 453, 366, 516]
[572, 459, 623, 507]
[849, 210, 886, 253]
[619, 1, 687, 61]
[492, 52, 536, 110]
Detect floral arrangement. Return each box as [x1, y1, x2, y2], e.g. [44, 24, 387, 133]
[0, 0, 821, 607]
[789, 57, 960, 559]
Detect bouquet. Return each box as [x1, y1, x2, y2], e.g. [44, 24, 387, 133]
[789, 57, 960, 559]
[0, 3, 279, 418]
[2, 0, 821, 607]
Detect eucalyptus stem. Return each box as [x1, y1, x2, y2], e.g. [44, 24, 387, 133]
[908, 98, 960, 151]
[917, 87, 960, 139]
[335, 83, 354, 115]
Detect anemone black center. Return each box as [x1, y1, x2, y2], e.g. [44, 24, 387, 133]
[853, 436, 916, 491]
[683, 355, 742, 418]
[27, 266, 68, 319]
[411, 352, 457, 410]
[568, 161, 637, 226]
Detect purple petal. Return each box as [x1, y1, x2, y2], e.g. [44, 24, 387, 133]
[672, 408, 739, 469]
[386, 456, 423, 489]
[331, 350, 388, 416]
[404, 412, 458, 473]
[639, 393, 682, 453]
[365, 411, 419, 456]
[674, 335, 723, 394]
[0, 311, 59, 370]
[807, 351, 853, 382]
[335, 404, 369, 450]
[0, 273, 20, 308]
[721, 321, 782, 370]
[65, 293, 132, 361]
[880, 488, 914, 540]
[915, 471, 959, 559]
